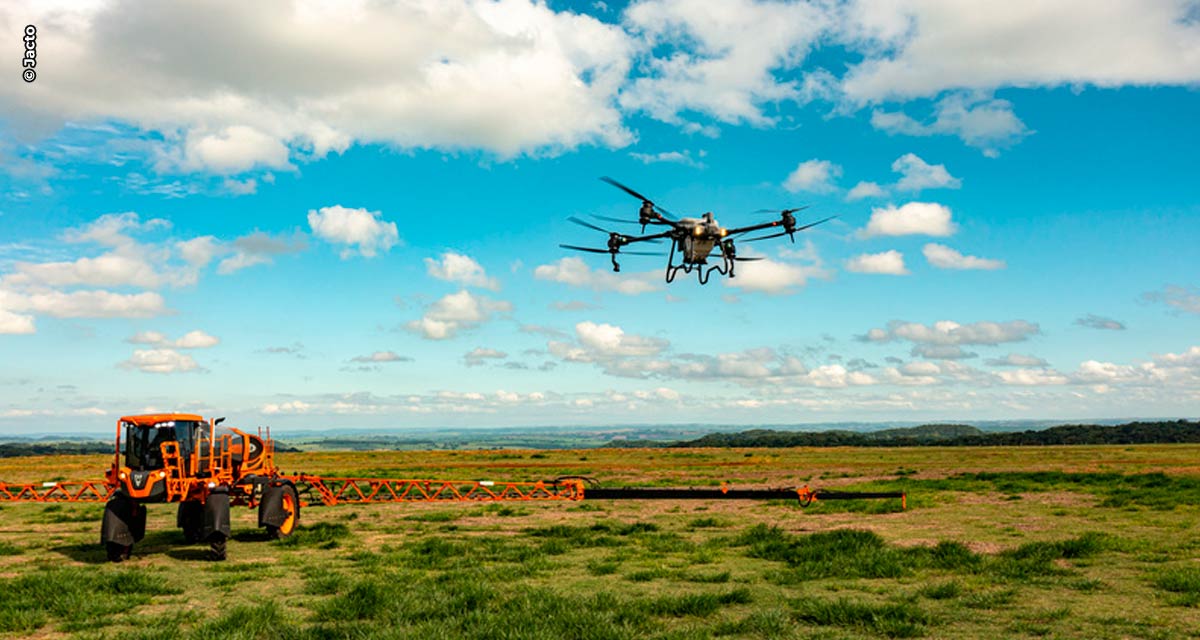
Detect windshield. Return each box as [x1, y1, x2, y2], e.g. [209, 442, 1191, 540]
[123, 420, 204, 470]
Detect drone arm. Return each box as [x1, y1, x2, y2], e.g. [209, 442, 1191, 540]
[725, 220, 782, 236]
[620, 230, 674, 245]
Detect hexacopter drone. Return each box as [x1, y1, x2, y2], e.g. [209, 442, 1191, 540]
[561, 177, 835, 284]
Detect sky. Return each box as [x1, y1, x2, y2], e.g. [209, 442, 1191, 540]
[1, 0, 1198, 433]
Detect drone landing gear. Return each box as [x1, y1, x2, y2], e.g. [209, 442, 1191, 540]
[664, 252, 733, 285]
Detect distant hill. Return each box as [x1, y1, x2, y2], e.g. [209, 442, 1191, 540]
[658, 420, 1200, 449]
[0, 441, 113, 457]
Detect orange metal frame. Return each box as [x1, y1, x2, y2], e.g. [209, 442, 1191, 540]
[284, 475, 584, 506]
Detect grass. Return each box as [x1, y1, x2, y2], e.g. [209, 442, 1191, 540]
[1151, 566, 1200, 606]
[1, 444, 1200, 638]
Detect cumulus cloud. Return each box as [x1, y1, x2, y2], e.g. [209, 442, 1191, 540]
[0, 309, 35, 334]
[783, 159, 841, 193]
[1074, 314, 1126, 331]
[870, 95, 1031, 155]
[1, 0, 635, 169]
[425, 252, 498, 290]
[0, 288, 167, 319]
[995, 368, 1069, 386]
[922, 243, 1005, 270]
[911, 344, 977, 360]
[406, 290, 512, 340]
[463, 347, 508, 367]
[985, 353, 1049, 367]
[861, 202, 956, 238]
[837, 3, 1200, 103]
[127, 329, 220, 349]
[845, 250, 908, 275]
[119, 349, 201, 374]
[620, 0, 832, 126]
[891, 154, 961, 191]
[864, 320, 1040, 346]
[307, 206, 399, 258]
[725, 240, 831, 295]
[846, 181, 886, 201]
[534, 257, 660, 295]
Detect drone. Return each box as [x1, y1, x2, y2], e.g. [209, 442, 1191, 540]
[560, 177, 836, 284]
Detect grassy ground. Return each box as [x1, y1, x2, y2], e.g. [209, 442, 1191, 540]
[1, 445, 1198, 639]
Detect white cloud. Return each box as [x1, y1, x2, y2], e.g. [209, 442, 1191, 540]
[0, 308, 35, 334]
[0, 288, 167, 318]
[910, 344, 977, 360]
[922, 243, 1005, 270]
[865, 320, 1040, 346]
[406, 290, 512, 340]
[127, 329, 219, 349]
[629, 150, 704, 168]
[534, 257, 661, 295]
[307, 206, 399, 258]
[119, 348, 201, 374]
[2, 0, 635, 168]
[620, 0, 832, 126]
[891, 153, 961, 191]
[996, 368, 1069, 386]
[838, 2, 1200, 103]
[182, 126, 293, 174]
[846, 181, 886, 201]
[846, 250, 908, 275]
[262, 401, 312, 415]
[464, 347, 508, 367]
[576, 321, 667, 357]
[870, 94, 1031, 154]
[861, 202, 956, 238]
[176, 236, 220, 267]
[725, 241, 830, 295]
[986, 353, 1050, 367]
[783, 159, 841, 193]
[425, 252, 498, 290]
[350, 351, 411, 363]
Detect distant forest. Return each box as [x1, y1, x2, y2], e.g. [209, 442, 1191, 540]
[0, 441, 113, 458]
[643, 420, 1200, 449]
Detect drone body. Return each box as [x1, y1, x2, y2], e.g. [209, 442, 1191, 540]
[560, 177, 834, 284]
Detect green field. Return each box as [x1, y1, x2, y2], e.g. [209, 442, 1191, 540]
[1, 445, 1198, 639]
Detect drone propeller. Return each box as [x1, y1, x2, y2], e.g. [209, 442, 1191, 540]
[752, 206, 810, 215]
[559, 244, 662, 256]
[560, 244, 611, 254]
[567, 216, 612, 234]
[590, 214, 640, 225]
[741, 215, 837, 242]
[599, 176, 677, 220]
[731, 256, 764, 262]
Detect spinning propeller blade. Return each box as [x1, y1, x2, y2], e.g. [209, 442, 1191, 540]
[567, 216, 612, 234]
[599, 176, 677, 220]
[560, 244, 610, 254]
[590, 214, 640, 225]
[740, 231, 789, 242]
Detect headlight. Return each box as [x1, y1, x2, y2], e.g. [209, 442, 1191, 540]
[119, 472, 127, 480]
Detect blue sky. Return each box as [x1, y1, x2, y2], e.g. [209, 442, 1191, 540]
[1, 1, 1198, 433]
